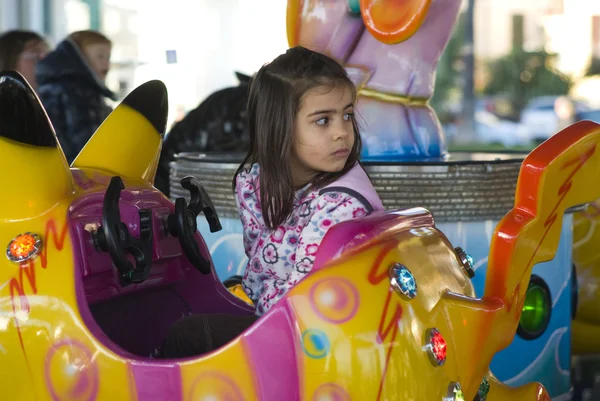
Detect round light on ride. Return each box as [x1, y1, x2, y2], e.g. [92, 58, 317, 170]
[454, 247, 475, 278]
[517, 275, 551, 340]
[6, 232, 42, 263]
[389, 263, 417, 299]
[443, 382, 465, 401]
[477, 376, 490, 401]
[425, 328, 447, 366]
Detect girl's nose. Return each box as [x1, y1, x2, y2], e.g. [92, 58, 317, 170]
[334, 126, 351, 140]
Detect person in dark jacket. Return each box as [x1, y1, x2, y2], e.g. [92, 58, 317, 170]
[154, 72, 252, 196]
[36, 30, 116, 163]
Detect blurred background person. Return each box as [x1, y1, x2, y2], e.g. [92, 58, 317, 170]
[155, 71, 252, 196]
[0, 30, 48, 90]
[37, 30, 116, 163]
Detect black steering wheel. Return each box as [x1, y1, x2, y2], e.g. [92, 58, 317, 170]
[166, 176, 221, 274]
[93, 176, 154, 287]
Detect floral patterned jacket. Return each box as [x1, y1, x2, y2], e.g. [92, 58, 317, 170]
[235, 163, 384, 315]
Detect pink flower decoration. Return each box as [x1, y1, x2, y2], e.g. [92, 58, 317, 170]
[352, 208, 367, 218]
[306, 243, 319, 256]
[319, 218, 334, 230]
[271, 226, 285, 243]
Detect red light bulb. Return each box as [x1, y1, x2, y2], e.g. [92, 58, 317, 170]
[426, 328, 446, 366]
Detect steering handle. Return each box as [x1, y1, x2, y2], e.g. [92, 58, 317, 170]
[94, 176, 153, 286]
[166, 176, 221, 274]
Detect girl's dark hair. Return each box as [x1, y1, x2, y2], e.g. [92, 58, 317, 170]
[0, 30, 45, 71]
[233, 46, 362, 230]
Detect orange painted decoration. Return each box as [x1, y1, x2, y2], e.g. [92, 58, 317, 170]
[287, 0, 303, 47]
[360, 0, 432, 44]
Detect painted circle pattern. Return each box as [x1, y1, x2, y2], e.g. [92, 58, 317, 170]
[309, 277, 360, 323]
[312, 383, 351, 401]
[187, 372, 245, 401]
[44, 340, 99, 401]
[302, 329, 331, 359]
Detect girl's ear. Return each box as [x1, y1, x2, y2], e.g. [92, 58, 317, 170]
[71, 80, 169, 186]
[0, 70, 75, 220]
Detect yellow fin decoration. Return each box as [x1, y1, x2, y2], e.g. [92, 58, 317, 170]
[72, 80, 168, 185]
[0, 70, 74, 221]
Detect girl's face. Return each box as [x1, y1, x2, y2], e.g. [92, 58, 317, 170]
[83, 43, 111, 81]
[16, 40, 48, 90]
[290, 84, 355, 187]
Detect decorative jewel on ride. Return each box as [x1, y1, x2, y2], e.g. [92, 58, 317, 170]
[389, 263, 417, 299]
[443, 382, 465, 401]
[478, 376, 490, 401]
[6, 232, 42, 263]
[425, 328, 447, 366]
[454, 247, 475, 278]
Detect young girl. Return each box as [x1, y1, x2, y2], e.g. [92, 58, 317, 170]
[161, 46, 383, 358]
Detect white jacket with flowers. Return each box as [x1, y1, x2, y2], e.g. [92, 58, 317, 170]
[234, 163, 384, 315]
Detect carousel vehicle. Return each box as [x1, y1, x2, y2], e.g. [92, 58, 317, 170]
[2, 70, 600, 400]
[170, 1, 578, 397]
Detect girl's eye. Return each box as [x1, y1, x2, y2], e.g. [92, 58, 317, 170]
[316, 117, 329, 126]
[343, 113, 354, 121]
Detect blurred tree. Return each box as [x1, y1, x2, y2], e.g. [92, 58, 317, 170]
[431, 12, 465, 124]
[483, 50, 572, 117]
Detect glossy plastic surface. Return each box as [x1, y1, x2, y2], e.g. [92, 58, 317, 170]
[572, 199, 600, 354]
[360, 0, 433, 44]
